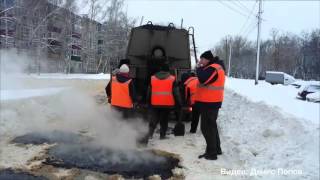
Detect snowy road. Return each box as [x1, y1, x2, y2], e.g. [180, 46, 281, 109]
[0, 76, 318, 180]
[149, 89, 319, 180]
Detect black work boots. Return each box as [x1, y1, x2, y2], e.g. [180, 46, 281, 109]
[198, 153, 217, 160]
[198, 149, 222, 161]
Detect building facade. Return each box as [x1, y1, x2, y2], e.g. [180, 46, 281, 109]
[0, 0, 110, 73]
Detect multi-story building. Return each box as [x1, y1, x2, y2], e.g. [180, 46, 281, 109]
[0, 0, 108, 73]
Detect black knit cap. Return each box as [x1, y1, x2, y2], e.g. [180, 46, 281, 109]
[200, 50, 214, 61]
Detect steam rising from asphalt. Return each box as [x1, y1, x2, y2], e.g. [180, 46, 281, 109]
[0, 49, 148, 150]
[1, 49, 30, 90]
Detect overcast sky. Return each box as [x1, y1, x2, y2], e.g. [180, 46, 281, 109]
[124, 0, 319, 53]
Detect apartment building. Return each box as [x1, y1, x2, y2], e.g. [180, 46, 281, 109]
[0, 0, 107, 73]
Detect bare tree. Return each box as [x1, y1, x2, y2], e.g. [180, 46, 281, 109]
[213, 29, 320, 80]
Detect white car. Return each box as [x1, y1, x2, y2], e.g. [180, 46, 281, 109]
[297, 84, 320, 100]
[306, 92, 320, 103]
[265, 71, 296, 85]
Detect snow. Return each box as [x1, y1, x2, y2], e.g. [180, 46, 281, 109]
[225, 77, 320, 124]
[29, 73, 110, 80]
[0, 142, 49, 170]
[0, 87, 67, 101]
[0, 75, 318, 180]
[149, 89, 319, 180]
[306, 92, 320, 102]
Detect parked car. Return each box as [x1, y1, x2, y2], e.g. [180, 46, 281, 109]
[306, 92, 320, 103]
[265, 71, 296, 85]
[296, 84, 320, 100]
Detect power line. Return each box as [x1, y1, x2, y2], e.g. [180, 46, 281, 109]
[238, 1, 258, 36]
[229, 0, 252, 15]
[217, 0, 249, 18]
[240, 18, 256, 38]
[243, 23, 257, 40]
[235, 0, 251, 12]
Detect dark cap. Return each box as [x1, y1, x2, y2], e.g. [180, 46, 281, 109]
[200, 50, 214, 61]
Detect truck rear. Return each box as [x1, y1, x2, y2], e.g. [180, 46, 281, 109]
[126, 22, 196, 104]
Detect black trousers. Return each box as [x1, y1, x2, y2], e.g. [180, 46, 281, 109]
[190, 105, 201, 133]
[113, 106, 132, 119]
[148, 108, 170, 138]
[200, 108, 221, 156]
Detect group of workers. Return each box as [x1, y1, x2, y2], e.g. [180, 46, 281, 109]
[105, 50, 226, 160]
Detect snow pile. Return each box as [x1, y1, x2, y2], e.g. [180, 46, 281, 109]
[150, 90, 319, 180]
[225, 78, 320, 124]
[30, 73, 110, 80]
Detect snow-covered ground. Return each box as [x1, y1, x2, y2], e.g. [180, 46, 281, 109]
[29, 73, 110, 80]
[225, 78, 320, 124]
[0, 74, 319, 180]
[150, 89, 319, 180]
[0, 87, 66, 101]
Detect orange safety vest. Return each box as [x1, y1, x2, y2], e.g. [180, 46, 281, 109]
[195, 64, 225, 103]
[111, 76, 133, 108]
[184, 77, 198, 105]
[151, 75, 176, 106]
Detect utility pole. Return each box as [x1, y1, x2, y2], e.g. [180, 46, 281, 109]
[225, 38, 228, 63]
[227, 37, 232, 77]
[181, 18, 183, 29]
[255, 0, 263, 85]
[139, 16, 144, 26]
[4, 0, 8, 48]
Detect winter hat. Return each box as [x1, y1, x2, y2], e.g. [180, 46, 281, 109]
[200, 50, 214, 61]
[119, 64, 129, 73]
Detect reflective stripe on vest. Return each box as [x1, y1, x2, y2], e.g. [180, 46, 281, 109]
[111, 76, 133, 108]
[184, 77, 198, 105]
[151, 75, 175, 106]
[195, 64, 225, 103]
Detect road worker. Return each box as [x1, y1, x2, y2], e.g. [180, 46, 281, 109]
[195, 50, 226, 160]
[105, 59, 131, 103]
[181, 72, 200, 133]
[106, 63, 137, 119]
[146, 64, 182, 139]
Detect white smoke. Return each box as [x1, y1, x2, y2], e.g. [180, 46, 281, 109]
[0, 49, 31, 90]
[0, 49, 149, 150]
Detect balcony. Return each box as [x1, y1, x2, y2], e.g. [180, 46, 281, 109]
[47, 26, 61, 33]
[71, 32, 81, 39]
[0, 29, 15, 36]
[71, 44, 81, 50]
[47, 39, 61, 46]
